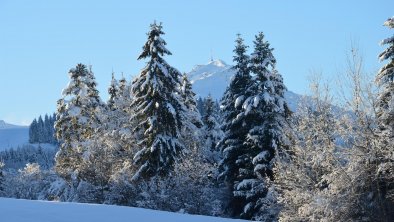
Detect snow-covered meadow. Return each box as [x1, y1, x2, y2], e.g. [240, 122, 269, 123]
[0, 198, 247, 222]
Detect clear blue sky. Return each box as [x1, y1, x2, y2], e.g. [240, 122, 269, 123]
[0, 0, 392, 125]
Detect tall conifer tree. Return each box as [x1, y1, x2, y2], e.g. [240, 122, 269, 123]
[55, 64, 102, 182]
[218, 34, 253, 217]
[236, 32, 290, 220]
[373, 16, 394, 219]
[130, 22, 185, 179]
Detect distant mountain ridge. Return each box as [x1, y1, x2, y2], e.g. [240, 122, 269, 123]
[0, 120, 27, 129]
[186, 59, 302, 111]
[0, 120, 29, 150]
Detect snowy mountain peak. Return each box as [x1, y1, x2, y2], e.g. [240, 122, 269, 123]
[187, 59, 302, 111]
[187, 59, 234, 99]
[188, 59, 232, 81]
[207, 59, 228, 67]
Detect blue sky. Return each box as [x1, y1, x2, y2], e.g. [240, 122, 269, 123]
[0, 0, 393, 125]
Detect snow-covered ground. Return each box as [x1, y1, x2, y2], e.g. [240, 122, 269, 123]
[0, 198, 247, 222]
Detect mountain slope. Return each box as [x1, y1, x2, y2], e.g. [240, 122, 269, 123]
[0, 198, 246, 222]
[187, 59, 233, 100]
[187, 59, 301, 111]
[0, 120, 27, 129]
[0, 120, 29, 150]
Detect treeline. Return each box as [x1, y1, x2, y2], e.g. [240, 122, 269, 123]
[0, 144, 57, 170]
[29, 114, 57, 145]
[0, 18, 393, 222]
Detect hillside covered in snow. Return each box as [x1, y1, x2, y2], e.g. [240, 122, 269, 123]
[0, 198, 246, 222]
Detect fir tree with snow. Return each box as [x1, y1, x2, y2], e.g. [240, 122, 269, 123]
[130, 22, 185, 180]
[85, 65, 105, 127]
[55, 64, 103, 183]
[236, 32, 290, 220]
[217, 34, 254, 218]
[376, 17, 394, 133]
[372, 16, 394, 219]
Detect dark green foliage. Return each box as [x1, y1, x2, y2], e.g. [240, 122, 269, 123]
[29, 114, 57, 144]
[130, 22, 185, 179]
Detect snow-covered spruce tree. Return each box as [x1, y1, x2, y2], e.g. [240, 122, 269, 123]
[130, 22, 185, 179]
[203, 94, 224, 160]
[217, 34, 253, 217]
[104, 73, 141, 204]
[85, 65, 104, 124]
[233, 32, 290, 221]
[376, 17, 394, 130]
[75, 66, 114, 203]
[104, 71, 146, 205]
[372, 16, 394, 220]
[55, 64, 103, 187]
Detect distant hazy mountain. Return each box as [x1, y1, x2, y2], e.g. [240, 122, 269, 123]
[187, 59, 302, 111]
[0, 120, 29, 150]
[0, 120, 27, 129]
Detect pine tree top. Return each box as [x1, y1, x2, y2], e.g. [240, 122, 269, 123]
[251, 32, 276, 75]
[108, 73, 118, 95]
[383, 17, 394, 29]
[69, 63, 88, 79]
[138, 22, 172, 60]
[224, 34, 252, 100]
[232, 34, 249, 74]
[107, 73, 118, 108]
